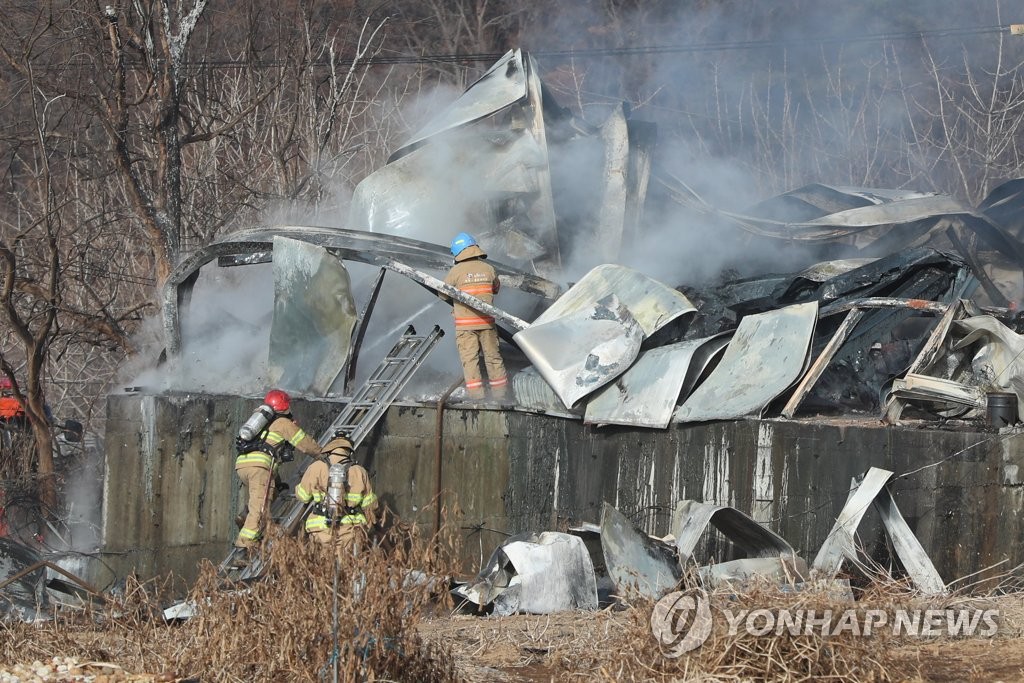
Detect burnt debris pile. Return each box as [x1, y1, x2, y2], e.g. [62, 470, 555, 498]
[452, 466, 944, 616]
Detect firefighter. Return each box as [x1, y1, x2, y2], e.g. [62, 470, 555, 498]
[295, 430, 378, 556]
[234, 389, 319, 550]
[442, 232, 509, 400]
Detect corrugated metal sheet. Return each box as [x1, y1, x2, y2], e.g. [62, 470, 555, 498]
[514, 294, 643, 408]
[530, 264, 695, 337]
[674, 302, 817, 422]
[600, 503, 680, 600]
[268, 237, 356, 396]
[812, 467, 945, 595]
[584, 334, 726, 429]
[392, 49, 527, 158]
[511, 367, 581, 419]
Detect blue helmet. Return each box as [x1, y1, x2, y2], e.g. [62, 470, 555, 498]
[450, 232, 477, 257]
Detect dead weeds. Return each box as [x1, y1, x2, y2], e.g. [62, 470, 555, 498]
[1, 524, 461, 682]
[419, 576, 1023, 683]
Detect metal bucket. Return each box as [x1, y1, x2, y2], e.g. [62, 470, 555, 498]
[986, 392, 1018, 428]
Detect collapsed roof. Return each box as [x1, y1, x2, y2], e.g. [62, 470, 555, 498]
[160, 49, 1024, 426]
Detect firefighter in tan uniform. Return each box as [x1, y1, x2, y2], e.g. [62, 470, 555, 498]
[234, 389, 319, 549]
[295, 431, 378, 555]
[443, 232, 508, 400]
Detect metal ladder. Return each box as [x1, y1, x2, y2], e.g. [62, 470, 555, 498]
[219, 325, 445, 578]
[317, 325, 445, 448]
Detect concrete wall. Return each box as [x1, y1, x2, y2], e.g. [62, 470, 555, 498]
[100, 393, 1023, 587]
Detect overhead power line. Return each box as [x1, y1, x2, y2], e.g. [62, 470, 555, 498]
[172, 23, 1011, 70]
[36, 23, 1017, 71]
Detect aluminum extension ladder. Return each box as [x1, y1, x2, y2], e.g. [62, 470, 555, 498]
[218, 324, 445, 578]
[316, 325, 445, 449]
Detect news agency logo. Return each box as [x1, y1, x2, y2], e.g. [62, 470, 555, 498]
[650, 589, 714, 657]
[651, 592, 999, 656]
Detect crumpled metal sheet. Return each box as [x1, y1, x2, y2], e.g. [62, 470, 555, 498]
[178, 225, 562, 299]
[979, 178, 1024, 236]
[738, 185, 1024, 268]
[600, 503, 681, 600]
[531, 264, 695, 338]
[591, 105, 630, 264]
[679, 332, 732, 401]
[671, 500, 797, 565]
[163, 225, 562, 356]
[766, 248, 959, 308]
[451, 532, 598, 615]
[671, 500, 808, 587]
[699, 557, 806, 586]
[888, 373, 987, 411]
[745, 189, 966, 241]
[0, 538, 47, 621]
[268, 237, 357, 395]
[812, 467, 945, 595]
[351, 129, 549, 241]
[583, 334, 728, 429]
[746, 184, 936, 224]
[794, 195, 968, 232]
[511, 366, 581, 419]
[349, 48, 562, 277]
[952, 315, 1024, 417]
[566, 522, 617, 605]
[514, 294, 643, 408]
[392, 49, 528, 160]
[674, 302, 817, 422]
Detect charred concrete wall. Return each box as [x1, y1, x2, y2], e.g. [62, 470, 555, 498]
[101, 393, 1021, 586]
[101, 393, 340, 584]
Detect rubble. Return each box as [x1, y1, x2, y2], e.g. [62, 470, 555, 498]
[128, 48, 1024, 641]
[0, 538, 47, 621]
[671, 500, 807, 587]
[674, 302, 818, 422]
[1, 538, 109, 623]
[451, 532, 597, 615]
[812, 467, 946, 596]
[599, 503, 681, 601]
[454, 481, 942, 616]
[157, 47, 1024, 430]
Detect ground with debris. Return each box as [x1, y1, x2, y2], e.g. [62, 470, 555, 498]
[0, 656, 177, 683]
[416, 594, 1024, 682]
[4, 596, 1024, 682]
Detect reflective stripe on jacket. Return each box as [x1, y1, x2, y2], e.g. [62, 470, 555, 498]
[235, 416, 318, 471]
[443, 257, 500, 330]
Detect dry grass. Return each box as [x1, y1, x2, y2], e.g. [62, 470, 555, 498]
[421, 573, 1016, 682]
[568, 582, 909, 682]
[5, 526, 1021, 682]
[1, 523, 462, 682]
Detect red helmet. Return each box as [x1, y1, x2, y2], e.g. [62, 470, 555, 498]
[264, 389, 290, 413]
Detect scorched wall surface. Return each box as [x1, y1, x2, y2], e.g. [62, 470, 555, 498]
[100, 393, 1019, 587]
